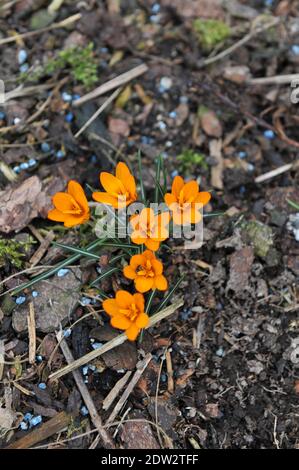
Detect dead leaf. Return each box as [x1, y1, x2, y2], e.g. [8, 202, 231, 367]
[108, 117, 130, 137]
[0, 176, 43, 233]
[201, 110, 222, 138]
[120, 416, 160, 449]
[160, 0, 224, 19]
[174, 103, 189, 127]
[210, 139, 224, 189]
[223, 65, 251, 84]
[227, 246, 254, 293]
[205, 403, 221, 418]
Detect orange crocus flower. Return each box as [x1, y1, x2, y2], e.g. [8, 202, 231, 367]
[123, 250, 168, 293]
[103, 290, 149, 341]
[164, 175, 211, 225]
[48, 180, 90, 227]
[130, 208, 170, 251]
[92, 162, 137, 209]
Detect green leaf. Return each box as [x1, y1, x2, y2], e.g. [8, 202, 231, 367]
[11, 238, 107, 296]
[146, 289, 156, 314]
[137, 149, 146, 204]
[287, 199, 299, 211]
[154, 274, 185, 313]
[90, 266, 119, 287]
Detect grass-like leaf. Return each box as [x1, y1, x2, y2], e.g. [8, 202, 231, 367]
[287, 199, 299, 211]
[146, 288, 157, 314]
[137, 149, 146, 204]
[90, 266, 119, 287]
[11, 238, 107, 296]
[154, 274, 185, 313]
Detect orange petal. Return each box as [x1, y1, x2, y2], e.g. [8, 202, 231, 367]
[172, 209, 183, 225]
[130, 254, 145, 269]
[190, 207, 202, 224]
[165, 193, 177, 207]
[131, 232, 147, 245]
[125, 324, 140, 341]
[111, 315, 132, 330]
[135, 276, 154, 293]
[139, 208, 155, 231]
[123, 265, 136, 280]
[100, 172, 126, 196]
[145, 239, 160, 251]
[116, 290, 134, 308]
[154, 274, 168, 291]
[116, 162, 137, 200]
[133, 293, 145, 312]
[103, 299, 119, 317]
[152, 259, 163, 275]
[52, 192, 74, 212]
[68, 180, 89, 212]
[92, 192, 118, 206]
[136, 312, 149, 328]
[142, 250, 155, 261]
[182, 180, 199, 201]
[172, 175, 184, 198]
[63, 214, 88, 227]
[194, 191, 211, 206]
[47, 208, 66, 222]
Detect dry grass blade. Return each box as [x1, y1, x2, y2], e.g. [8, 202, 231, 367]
[27, 303, 36, 364]
[56, 331, 115, 448]
[49, 299, 183, 381]
[102, 371, 132, 411]
[73, 64, 148, 106]
[0, 13, 81, 46]
[106, 354, 152, 425]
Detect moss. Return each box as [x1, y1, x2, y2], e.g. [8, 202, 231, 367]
[193, 19, 230, 49]
[21, 43, 98, 89]
[177, 149, 208, 175]
[242, 221, 274, 258]
[0, 237, 34, 269]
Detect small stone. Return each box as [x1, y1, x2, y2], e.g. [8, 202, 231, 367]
[159, 77, 172, 92]
[20, 162, 29, 170]
[63, 328, 72, 338]
[152, 3, 160, 13]
[18, 49, 27, 65]
[20, 421, 28, 430]
[61, 91, 72, 102]
[65, 112, 74, 123]
[91, 342, 103, 350]
[291, 45, 299, 55]
[80, 406, 89, 416]
[28, 158, 37, 167]
[0, 111, 6, 120]
[19, 63, 29, 73]
[56, 149, 65, 159]
[38, 383, 46, 390]
[41, 142, 51, 153]
[157, 120, 167, 131]
[15, 295, 26, 305]
[57, 268, 70, 277]
[13, 117, 21, 125]
[216, 347, 224, 357]
[263, 129, 275, 139]
[29, 415, 42, 427]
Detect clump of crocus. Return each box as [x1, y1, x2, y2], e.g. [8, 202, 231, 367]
[47, 159, 212, 342]
[48, 180, 90, 227]
[92, 162, 137, 209]
[164, 175, 211, 225]
[103, 290, 149, 341]
[130, 208, 170, 251]
[123, 249, 168, 293]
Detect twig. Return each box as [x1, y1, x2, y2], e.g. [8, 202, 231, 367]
[27, 303, 36, 364]
[49, 299, 183, 381]
[0, 13, 82, 46]
[74, 87, 122, 138]
[248, 73, 299, 86]
[106, 353, 152, 425]
[102, 371, 132, 411]
[73, 64, 148, 107]
[199, 18, 280, 68]
[255, 163, 294, 183]
[56, 331, 115, 448]
[165, 351, 174, 394]
[4, 84, 55, 103]
[6, 412, 71, 449]
[29, 231, 55, 266]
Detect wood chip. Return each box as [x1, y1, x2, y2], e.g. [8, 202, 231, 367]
[210, 139, 224, 189]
